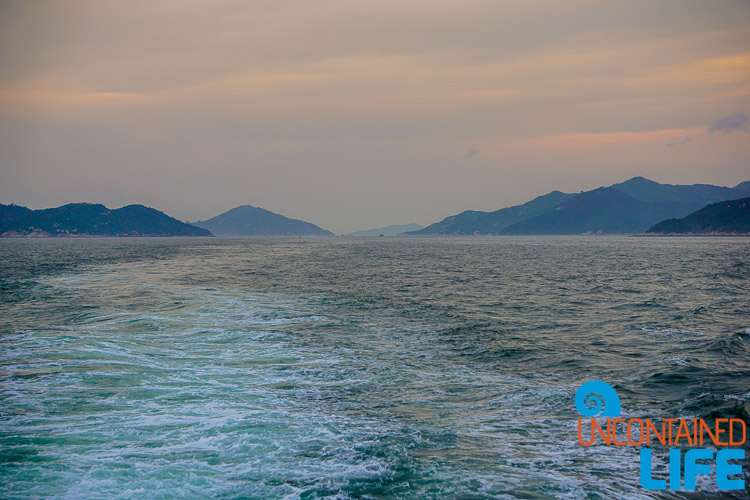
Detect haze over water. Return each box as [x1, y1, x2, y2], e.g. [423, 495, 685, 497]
[1, 237, 748, 498]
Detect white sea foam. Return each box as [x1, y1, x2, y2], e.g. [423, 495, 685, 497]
[3, 239, 746, 499]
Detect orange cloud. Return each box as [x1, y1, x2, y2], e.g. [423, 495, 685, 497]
[496, 128, 706, 151]
[0, 79, 148, 117]
[639, 52, 750, 87]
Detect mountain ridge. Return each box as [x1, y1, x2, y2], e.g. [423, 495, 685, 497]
[407, 177, 750, 236]
[498, 187, 697, 235]
[193, 205, 333, 236]
[646, 197, 750, 234]
[407, 190, 573, 235]
[0, 203, 212, 237]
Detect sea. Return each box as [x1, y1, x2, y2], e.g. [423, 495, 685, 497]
[1, 237, 748, 499]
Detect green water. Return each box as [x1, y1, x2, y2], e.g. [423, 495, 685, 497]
[1, 237, 748, 498]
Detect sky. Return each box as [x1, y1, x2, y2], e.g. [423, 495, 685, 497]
[1, 1, 749, 233]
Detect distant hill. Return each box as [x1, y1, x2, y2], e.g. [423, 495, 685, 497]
[735, 180, 750, 194]
[0, 203, 212, 237]
[610, 176, 746, 205]
[193, 205, 332, 236]
[407, 190, 572, 235]
[408, 177, 750, 235]
[498, 187, 698, 235]
[345, 223, 422, 237]
[646, 197, 750, 235]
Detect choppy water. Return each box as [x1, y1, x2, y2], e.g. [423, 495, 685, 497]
[1, 237, 749, 499]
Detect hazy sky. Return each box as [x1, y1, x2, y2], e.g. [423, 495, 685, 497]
[1, 1, 749, 233]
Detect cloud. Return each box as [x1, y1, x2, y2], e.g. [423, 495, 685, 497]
[708, 112, 749, 134]
[666, 137, 691, 147]
[1, 1, 749, 232]
[497, 128, 703, 151]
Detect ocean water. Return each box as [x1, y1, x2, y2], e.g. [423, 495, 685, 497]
[1, 237, 748, 499]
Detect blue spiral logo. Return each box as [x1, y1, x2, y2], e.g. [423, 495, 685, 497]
[575, 381, 621, 417]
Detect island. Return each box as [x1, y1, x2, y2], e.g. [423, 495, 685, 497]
[192, 205, 333, 236]
[0, 203, 213, 237]
[646, 197, 750, 235]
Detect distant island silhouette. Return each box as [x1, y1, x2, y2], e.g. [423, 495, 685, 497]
[2, 177, 749, 237]
[0, 203, 211, 237]
[192, 205, 332, 237]
[647, 197, 750, 235]
[406, 177, 750, 235]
